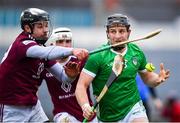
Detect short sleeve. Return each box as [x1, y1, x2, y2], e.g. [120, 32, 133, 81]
[17, 40, 37, 58]
[83, 53, 101, 76]
[138, 51, 147, 71]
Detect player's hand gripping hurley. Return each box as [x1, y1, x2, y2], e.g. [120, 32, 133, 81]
[83, 54, 124, 123]
[90, 29, 162, 55]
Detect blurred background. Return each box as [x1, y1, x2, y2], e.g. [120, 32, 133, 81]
[0, 0, 180, 122]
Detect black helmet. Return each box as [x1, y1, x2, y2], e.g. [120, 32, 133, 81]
[106, 13, 130, 29]
[20, 8, 49, 30]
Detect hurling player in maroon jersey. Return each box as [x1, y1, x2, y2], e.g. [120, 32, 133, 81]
[42, 27, 97, 122]
[0, 8, 88, 122]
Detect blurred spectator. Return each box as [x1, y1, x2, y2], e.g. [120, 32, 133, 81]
[161, 91, 180, 122]
[136, 74, 163, 121]
[104, 0, 120, 11]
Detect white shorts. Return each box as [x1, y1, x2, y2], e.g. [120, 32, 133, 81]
[99, 100, 148, 123]
[0, 100, 48, 122]
[54, 112, 98, 123]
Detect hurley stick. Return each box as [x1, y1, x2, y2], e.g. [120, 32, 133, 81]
[90, 29, 162, 55]
[83, 54, 124, 123]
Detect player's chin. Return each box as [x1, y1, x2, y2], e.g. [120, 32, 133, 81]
[113, 45, 125, 51]
[42, 36, 48, 41]
[114, 40, 124, 44]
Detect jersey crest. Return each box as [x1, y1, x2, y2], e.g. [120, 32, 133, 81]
[132, 57, 138, 66]
[61, 83, 72, 93]
[106, 61, 113, 67]
[32, 62, 44, 79]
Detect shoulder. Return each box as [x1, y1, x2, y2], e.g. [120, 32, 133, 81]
[21, 40, 36, 45]
[15, 32, 37, 46]
[89, 44, 110, 59]
[128, 43, 142, 50]
[12, 36, 37, 53]
[127, 43, 144, 54]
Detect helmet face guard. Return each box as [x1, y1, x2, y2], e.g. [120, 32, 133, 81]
[20, 8, 52, 45]
[106, 13, 130, 29]
[31, 20, 53, 45]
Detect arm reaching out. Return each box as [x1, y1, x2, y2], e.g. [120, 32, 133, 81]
[140, 63, 170, 87]
[72, 48, 89, 61]
[26, 45, 89, 61]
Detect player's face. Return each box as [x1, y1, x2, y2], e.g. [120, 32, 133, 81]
[55, 39, 72, 47]
[107, 25, 130, 45]
[32, 21, 50, 40]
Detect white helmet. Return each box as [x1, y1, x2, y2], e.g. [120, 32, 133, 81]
[48, 27, 72, 43]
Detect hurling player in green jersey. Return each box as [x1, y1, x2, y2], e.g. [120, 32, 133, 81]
[75, 13, 170, 122]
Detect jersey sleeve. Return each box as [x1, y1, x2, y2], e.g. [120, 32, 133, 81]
[83, 53, 101, 77]
[45, 60, 57, 68]
[138, 50, 147, 71]
[17, 40, 37, 59]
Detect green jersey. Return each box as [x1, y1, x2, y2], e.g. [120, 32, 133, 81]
[83, 43, 147, 121]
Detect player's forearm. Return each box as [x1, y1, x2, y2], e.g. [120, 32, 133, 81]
[140, 72, 161, 87]
[75, 83, 90, 108]
[75, 71, 94, 108]
[47, 63, 74, 83]
[26, 45, 73, 60]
